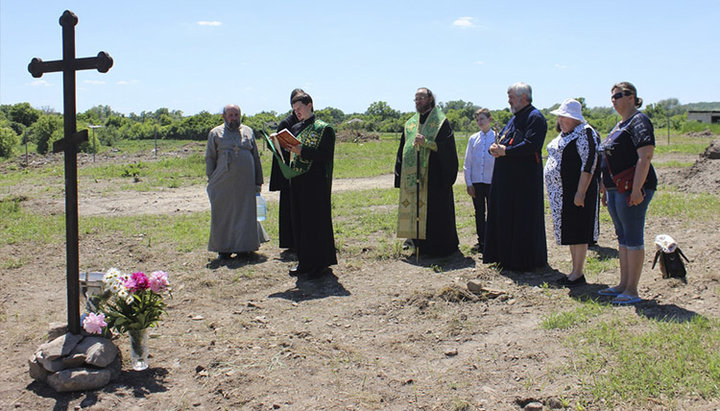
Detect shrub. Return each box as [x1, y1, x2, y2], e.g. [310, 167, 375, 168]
[0, 126, 18, 158]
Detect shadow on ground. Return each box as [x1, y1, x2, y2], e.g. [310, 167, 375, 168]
[268, 270, 351, 303]
[26, 367, 168, 411]
[401, 250, 475, 272]
[206, 252, 269, 270]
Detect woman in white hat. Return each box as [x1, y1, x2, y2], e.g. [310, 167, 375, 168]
[544, 98, 601, 286]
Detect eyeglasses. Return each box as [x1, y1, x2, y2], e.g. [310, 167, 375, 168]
[611, 90, 633, 100]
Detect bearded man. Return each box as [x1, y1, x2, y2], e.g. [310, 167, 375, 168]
[205, 104, 267, 259]
[394, 87, 459, 258]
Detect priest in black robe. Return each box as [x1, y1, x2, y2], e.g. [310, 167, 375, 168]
[394, 87, 459, 258]
[286, 92, 337, 278]
[269, 88, 305, 251]
[484, 82, 548, 271]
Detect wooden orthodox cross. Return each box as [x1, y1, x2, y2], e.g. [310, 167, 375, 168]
[28, 10, 113, 334]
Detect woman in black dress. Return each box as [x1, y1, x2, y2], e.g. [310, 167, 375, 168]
[544, 98, 600, 286]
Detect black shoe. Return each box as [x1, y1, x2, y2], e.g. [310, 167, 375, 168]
[289, 265, 309, 277]
[218, 252, 232, 260]
[557, 275, 586, 287]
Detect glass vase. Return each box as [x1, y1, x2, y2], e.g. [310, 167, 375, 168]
[128, 328, 149, 371]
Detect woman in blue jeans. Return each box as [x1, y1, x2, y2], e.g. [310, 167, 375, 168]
[599, 82, 657, 305]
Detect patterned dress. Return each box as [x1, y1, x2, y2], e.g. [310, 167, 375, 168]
[544, 123, 600, 245]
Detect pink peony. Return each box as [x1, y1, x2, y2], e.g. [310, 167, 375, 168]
[148, 270, 169, 293]
[82, 312, 107, 335]
[124, 271, 149, 293]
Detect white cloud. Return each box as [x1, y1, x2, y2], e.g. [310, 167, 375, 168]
[474, 60, 485, 65]
[30, 79, 51, 87]
[554, 63, 568, 70]
[452, 17, 475, 28]
[84, 80, 105, 85]
[197, 21, 222, 27]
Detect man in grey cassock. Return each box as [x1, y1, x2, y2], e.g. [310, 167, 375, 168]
[205, 104, 269, 259]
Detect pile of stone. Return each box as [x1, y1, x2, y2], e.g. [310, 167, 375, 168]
[28, 324, 121, 392]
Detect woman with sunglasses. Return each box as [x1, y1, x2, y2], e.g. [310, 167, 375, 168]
[598, 82, 657, 305]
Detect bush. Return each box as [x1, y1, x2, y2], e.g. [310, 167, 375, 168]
[32, 115, 63, 154]
[680, 120, 720, 134]
[78, 129, 101, 154]
[0, 127, 19, 158]
[99, 127, 122, 147]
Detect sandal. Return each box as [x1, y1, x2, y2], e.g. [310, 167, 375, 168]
[611, 294, 642, 305]
[598, 287, 622, 296]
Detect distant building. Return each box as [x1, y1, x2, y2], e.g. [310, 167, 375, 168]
[688, 110, 720, 124]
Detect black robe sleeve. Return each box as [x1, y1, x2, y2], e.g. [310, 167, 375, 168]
[504, 108, 547, 157]
[394, 131, 405, 188]
[431, 120, 458, 187]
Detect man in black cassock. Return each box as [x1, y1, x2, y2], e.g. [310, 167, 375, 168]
[394, 87, 459, 258]
[269, 88, 305, 252]
[484, 82, 548, 271]
[286, 92, 337, 278]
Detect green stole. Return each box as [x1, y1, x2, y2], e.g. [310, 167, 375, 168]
[397, 106, 445, 239]
[260, 119, 334, 185]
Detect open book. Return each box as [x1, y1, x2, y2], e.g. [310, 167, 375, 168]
[260, 130, 304, 179]
[273, 128, 300, 150]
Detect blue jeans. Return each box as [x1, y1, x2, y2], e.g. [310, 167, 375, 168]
[606, 189, 654, 250]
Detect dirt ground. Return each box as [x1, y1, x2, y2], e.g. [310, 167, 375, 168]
[1, 140, 720, 410]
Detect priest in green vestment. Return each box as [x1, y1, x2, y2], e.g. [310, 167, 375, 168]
[394, 88, 459, 258]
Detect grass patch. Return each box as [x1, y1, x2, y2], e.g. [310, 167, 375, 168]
[653, 160, 694, 168]
[570, 315, 720, 406]
[80, 154, 206, 189]
[541, 299, 606, 330]
[654, 137, 714, 155]
[648, 190, 720, 221]
[583, 254, 618, 277]
[332, 188, 398, 254]
[0, 196, 64, 245]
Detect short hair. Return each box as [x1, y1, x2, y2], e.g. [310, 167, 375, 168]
[612, 81, 643, 108]
[291, 92, 313, 108]
[474, 108, 491, 119]
[508, 82, 532, 103]
[417, 87, 436, 108]
[290, 88, 305, 105]
[222, 104, 241, 116]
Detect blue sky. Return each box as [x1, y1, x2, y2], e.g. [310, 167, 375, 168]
[1, 1, 718, 116]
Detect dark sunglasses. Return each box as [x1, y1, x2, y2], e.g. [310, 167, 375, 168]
[611, 90, 633, 100]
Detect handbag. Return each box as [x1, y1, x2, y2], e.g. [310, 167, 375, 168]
[602, 128, 639, 194]
[611, 166, 636, 193]
[652, 234, 689, 283]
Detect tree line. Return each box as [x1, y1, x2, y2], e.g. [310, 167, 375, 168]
[1, 98, 719, 159]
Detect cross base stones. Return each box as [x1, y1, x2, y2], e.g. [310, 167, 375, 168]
[28, 325, 121, 392]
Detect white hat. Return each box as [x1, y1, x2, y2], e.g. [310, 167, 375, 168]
[654, 234, 677, 253]
[550, 98, 585, 123]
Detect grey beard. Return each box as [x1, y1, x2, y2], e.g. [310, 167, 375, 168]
[226, 120, 240, 130]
